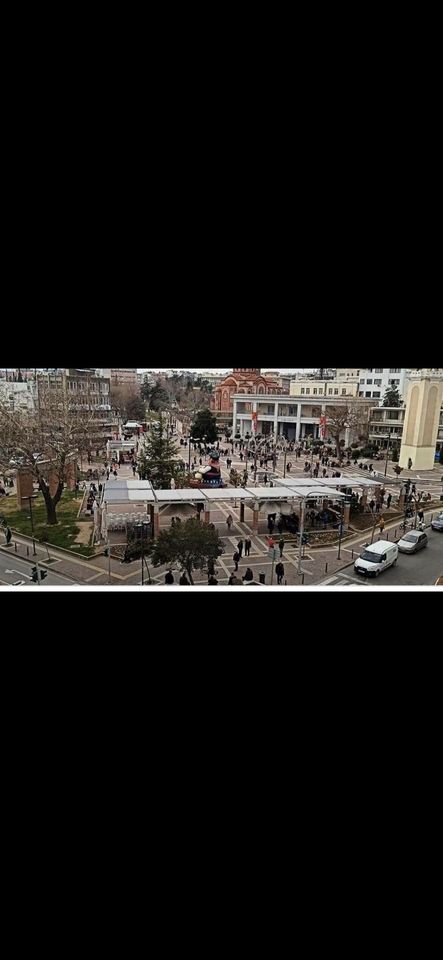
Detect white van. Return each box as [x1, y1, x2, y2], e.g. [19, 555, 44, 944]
[354, 540, 398, 578]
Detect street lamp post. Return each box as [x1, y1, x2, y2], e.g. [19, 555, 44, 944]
[337, 497, 345, 559]
[298, 498, 306, 575]
[384, 428, 394, 477]
[25, 494, 38, 556]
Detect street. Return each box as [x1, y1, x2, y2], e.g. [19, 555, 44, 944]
[321, 528, 443, 586]
[0, 550, 76, 586]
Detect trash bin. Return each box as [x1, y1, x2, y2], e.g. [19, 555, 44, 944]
[259, 573, 266, 585]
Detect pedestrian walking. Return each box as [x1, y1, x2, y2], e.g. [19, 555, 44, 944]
[233, 551, 240, 571]
[267, 536, 275, 550]
[279, 537, 285, 558]
[387, 494, 392, 509]
[245, 538, 252, 557]
[237, 539, 244, 558]
[369, 499, 375, 512]
[379, 517, 385, 534]
[268, 517, 274, 535]
[226, 514, 233, 532]
[275, 561, 285, 585]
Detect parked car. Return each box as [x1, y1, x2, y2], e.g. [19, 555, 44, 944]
[354, 540, 398, 577]
[398, 530, 428, 553]
[431, 513, 443, 532]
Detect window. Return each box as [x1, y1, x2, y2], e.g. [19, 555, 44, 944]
[373, 392, 381, 398]
[306, 388, 310, 395]
[313, 388, 317, 394]
[334, 389, 338, 395]
[367, 379, 373, 385]
[365, 392, 372, 397]
[301, 388, 305, 394]
[374, 379, 382, 386]
[341, 389, 346, 395]
[374, 368, 383, 373]
[389, 368, 401, 373]
[328, 388, 333, 395]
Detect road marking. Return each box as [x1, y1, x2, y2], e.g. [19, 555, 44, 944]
[5, 568, 33, 580]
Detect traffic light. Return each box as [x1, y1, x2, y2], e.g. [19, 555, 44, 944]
[40, 570, 48, 581]
[31, 567, 48, 582]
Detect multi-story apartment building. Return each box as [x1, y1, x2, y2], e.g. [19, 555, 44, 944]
[97, 368, 137, 386]
[0, 380, 36, 412]
[36, 369, 118, 445]
[337, 368, 408, 402]
[290, 378, 360, 399]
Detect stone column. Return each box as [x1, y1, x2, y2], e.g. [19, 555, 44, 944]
[343, 501, 351, 526]
[204, 507, 211, 525]
[153, 505, 160, 538]
[252, 503, 260, 533]
[232, 399, 237, 436]
[240, 502, 245, 522]
[296, 406, 302, 441]
[399, 370, 443, 470]
[273, 401, 279, 438]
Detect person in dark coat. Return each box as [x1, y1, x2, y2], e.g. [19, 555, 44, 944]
[165, 570, 175, 584]
[242, 568, 254, 583]
[245, 538, 252, 557]
[275, 562, 285, 585]
[208, 575, 218, 585]
[237, 539, 244, 558]
[179, 572, 190, 585]
[233, 551, 240, 571]
[279, 537, 285, 558]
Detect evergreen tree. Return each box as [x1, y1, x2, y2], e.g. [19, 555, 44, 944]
[190, 408, 218, 444]
[149, 517, 224, 584]
[138, 419, 182, 488]
[383, 386, 402, 407]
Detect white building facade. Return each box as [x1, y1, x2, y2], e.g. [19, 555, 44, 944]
[342, 368, 408, 402]
[232, 394, 373, 445]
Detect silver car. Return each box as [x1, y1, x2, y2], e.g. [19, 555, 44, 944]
[431, 513, 443, 532]
[398, 530, 428, 553]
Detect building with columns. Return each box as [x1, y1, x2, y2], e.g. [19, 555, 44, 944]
[232, 394, 373, 445]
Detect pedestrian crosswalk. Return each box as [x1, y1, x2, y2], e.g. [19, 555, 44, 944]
[321, 573, 369, 586]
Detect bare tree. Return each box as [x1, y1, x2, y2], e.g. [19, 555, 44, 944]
[0, 389, 96, 525]
[326, 404, 369, 462]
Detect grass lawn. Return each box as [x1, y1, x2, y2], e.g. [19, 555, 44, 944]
[0, 490, 96, 556]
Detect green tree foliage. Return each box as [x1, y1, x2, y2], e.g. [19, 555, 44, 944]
[383, 386, 402, 407]
[138, 420, 182, 489]
[190, 408, 218, 444]
[149, 517, 224, 584]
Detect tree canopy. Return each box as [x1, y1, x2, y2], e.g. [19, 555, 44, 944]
[383, 386, 402, 407]
[149, 517, 224, 584]
[137, 419, 182, 488]
[190, 408, 218, 444]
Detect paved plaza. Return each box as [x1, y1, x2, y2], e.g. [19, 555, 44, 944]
[2, 440, 441, 586]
